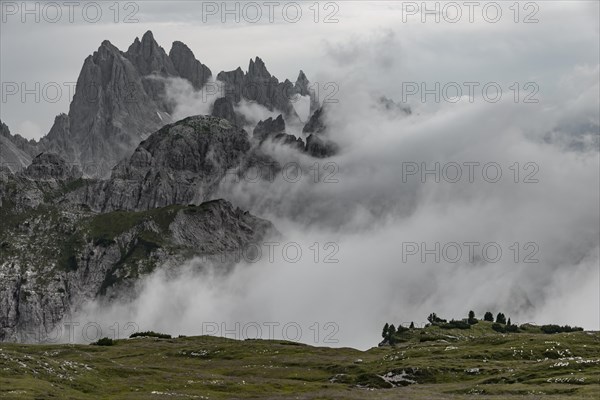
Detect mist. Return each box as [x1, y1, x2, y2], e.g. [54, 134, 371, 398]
[56, 3, 600, 350]
[69, 54, 599, 350]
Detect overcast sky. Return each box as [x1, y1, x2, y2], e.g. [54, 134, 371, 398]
[1, 1, 598, 139]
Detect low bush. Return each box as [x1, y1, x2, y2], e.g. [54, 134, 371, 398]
[130, 331, 172, 339]
[440, 320, 471, 330]
[92, 337, 114, 346]
[540, 325, 583, 334]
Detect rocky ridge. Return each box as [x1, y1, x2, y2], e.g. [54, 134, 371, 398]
[0, 32, 338, 343]
[1, 31, 328, 178]
[0, 170, 274, 342]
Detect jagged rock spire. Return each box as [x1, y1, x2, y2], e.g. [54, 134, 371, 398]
[125, 30, 177, 76]
[169, 41, 212, 89]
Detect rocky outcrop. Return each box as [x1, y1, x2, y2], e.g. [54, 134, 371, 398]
[273, 133, 306, 152]
[218, 57, 302, 118]
[0, 118, 277, 342]
[0, 137, 31, 174]
[0, 121, 34, 173]
[0, 121, 38, 157]
[71, 115, 251, 212]
[0, 199, 275, 342]
[37, 114, 78, 164]
[0, 33, 339, 344]
[253, 115, 286, 142]
[169, 41, 212, 90]
[45, 38, 170, 177]
[124, 30, 177, 77]
[302, 107, 338, 158]
[305, 134, 337, 158]
[0, 152, 83, 210]
[26, 31, 214, 178]
[295, 70, 320, 115]
[24, 153, 82, 181]
[211, 97, 245, 127]
[252, 112, 339, 155]
[252, 115, 306, 152]
[3, 33, 327, 178]
[303, 107, 327, 135]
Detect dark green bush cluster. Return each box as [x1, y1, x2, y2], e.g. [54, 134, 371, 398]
[380, 311, 586, 342]
[91, 337, 114, 346]
[381, 322, 415, 345]
[467, 310, 478, 325]
[492, 323, 518, 333]
[130, 331, 172, 339]
[440, 320, 471, 330]
[427, 313, 447, 324]
[381, 323, 412, 345]
[540, 324, 583, 334]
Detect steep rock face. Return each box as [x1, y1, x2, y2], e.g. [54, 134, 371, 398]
[35, 31, 214, 178]
[169, 41, 212, 90]
[253, 115, 286, 142]
[305, 134, 337, 158]
[24, 153, 82, 182]
[295, 70, 320, 115]
[0, 121, 38, 157]
[303, 107, 327, 135]
[123, 30, 178, 114]
[124, 30, 177, 76]
[0, 121, 34, 173]
[0, 137, 31, 174]
[273, 133, 306, 152]
[302, 107, 338, 158]
[252, 114, 306, 152]
[38, 114, 77, 163]
[211, 97, 245, 127]
[217, 57, 301, 118]
[0, 199, 275, 342]
[51, 39, 169, 177]
[6, 33, 323, 177]
[0, 153, 83, 210]
[73, 116, 251, 212]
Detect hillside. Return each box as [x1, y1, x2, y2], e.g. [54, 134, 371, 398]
[0, 322, 598, 399]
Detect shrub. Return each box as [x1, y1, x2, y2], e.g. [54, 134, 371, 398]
[130, 331, 172, 339]
[495, 313, 507, 324]
[440, 320, 471, 330]
[491, 323, 506, 333]
[382, 323, 389, 339]
[540, 325, 583, 334]
[468, 310, 478, 325]
[92, 337, 114, 346]
[427, 313, 447, 325]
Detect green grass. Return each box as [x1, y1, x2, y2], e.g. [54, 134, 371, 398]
[0, 324, 598, 399]
[87, 205, 179, 246]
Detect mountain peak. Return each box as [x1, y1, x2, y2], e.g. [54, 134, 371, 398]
[142, 30, 155, 42]
[248, 57, 270, 78]
[169, 41, 212, 89]
[97, 40, 121, 56]
[125, 31, 176, 76]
